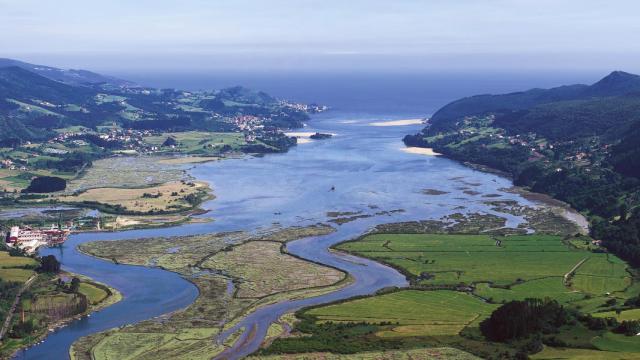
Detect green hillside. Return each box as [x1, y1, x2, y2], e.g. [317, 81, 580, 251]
[405, 71, 640, 268]
[0, 60, 310, 143]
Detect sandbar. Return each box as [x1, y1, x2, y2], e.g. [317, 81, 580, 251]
[369, 119, 425, 127]
[401, 147, 442, 156]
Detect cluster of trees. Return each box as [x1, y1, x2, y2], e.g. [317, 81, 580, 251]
[480, 299, 569, 342]
[24, 176, 66, 193]
[56, 277, 81, 293]
[29, 291, 88, 322]
[406, 71, 640, 269]
[478, 298, 640, 358]
[0, 278, 22, 320]
[263, 312, 402, 355]
[38, 255, 61, 273]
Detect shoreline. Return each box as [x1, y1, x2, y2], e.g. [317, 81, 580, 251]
[369, 118, 425, 127]
[405, 144, 590, 234]
[401, 146, 442, 156]
[7, 273, 122, 359]
[71, 228, 355, 359]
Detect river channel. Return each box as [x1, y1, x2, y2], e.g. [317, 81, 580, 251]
[16, 112, 539, 359]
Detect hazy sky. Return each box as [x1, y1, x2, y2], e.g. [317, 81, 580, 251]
[2, 0, 640, 73]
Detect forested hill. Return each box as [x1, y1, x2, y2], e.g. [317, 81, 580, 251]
[405, 71, 640, 267]
[429, 71, 640, 133]
[0, 59, 312, 144]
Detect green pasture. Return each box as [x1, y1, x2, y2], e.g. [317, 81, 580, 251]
[143, 131, 246, 153]
[0, 252, 38, 268]
[592, 332, 640, 352]
[532, 346, 640, 359]
[474, 278, 584, 304]
[307, 290, 496, 337]
[78, 282, 109, 305]
[339, 234, 582, 285]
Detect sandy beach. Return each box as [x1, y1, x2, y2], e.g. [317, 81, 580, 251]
[401, 146, 442, 156]
[369, 119, 425, 127]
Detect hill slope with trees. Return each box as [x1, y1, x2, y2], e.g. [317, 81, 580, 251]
[405, 71, 640, 266]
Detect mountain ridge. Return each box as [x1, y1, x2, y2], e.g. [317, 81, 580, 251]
[0, 58, 135, 87]
[429, 70, 640, 132]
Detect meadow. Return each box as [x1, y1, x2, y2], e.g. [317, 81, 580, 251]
[143, 131, 247, 154]
[58, 180, 210, 214]
[337, 234, 632, 297]
[64, 156, 187, 193]
[307, 290, 496, 337]
[263, 232, 640, 358]
[0, 251, 37, 283]
[252, 347, 481, 360]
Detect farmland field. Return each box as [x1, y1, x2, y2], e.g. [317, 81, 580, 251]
[0, 251, 37, 283]
[64, 156, 187, 193]
[143, 131, 247, 154]
[78, 282, 109, 305]
[0, 268, 34, 283]
[0, 251, 38, 269]
[296, 232, 640, 358]
[531, 347, 640, 359]
[594, 308, 640, 321]
[57, 180, 210, 214]
[336, 234, 633, 298]
[252, 347, 481, 359]
[307, 290, 496, 337]
[474, 277, 584, 304]
[591, 332, 640, 352]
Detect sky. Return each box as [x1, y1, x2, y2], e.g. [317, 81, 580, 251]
[1, 0, 640, 73]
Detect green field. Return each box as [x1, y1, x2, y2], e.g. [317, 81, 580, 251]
[591, 332, 640, 352]
[143, 131, 247, 154]
[594, 308, 640, 321]
[296, 232, 640, 358]
[252, 347, 481, 360]
[0, 268, 34, 283]
[0, 251, 38, 268]
[78, 282, 109, 305]
[0, 251, 37, 283]
[307, 290, 496, 337]
[531, 346, 640, 359]
[337, 234, 632, 296]
[474, 278, 584, 304]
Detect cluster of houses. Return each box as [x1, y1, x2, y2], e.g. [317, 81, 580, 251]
[4, 225, 70, 254]
[233, 115, 263, 132]
[279, 100, 328, 113]
[0, 159, 27, 171]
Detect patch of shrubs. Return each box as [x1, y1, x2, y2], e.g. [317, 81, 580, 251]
[480, 299, 569, 342]
[24, 176, 66, 193]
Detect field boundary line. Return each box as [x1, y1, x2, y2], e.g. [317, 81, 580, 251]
[563, 257, 588, 286]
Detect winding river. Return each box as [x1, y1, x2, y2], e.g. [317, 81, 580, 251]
[15, 112, 540, 359]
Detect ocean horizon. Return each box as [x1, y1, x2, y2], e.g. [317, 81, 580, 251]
[111, 70, 606, 117]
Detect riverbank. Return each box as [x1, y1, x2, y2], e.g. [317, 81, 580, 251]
[1, 269, 121, 359]
[68, 225, 349, 360]
[259, 207, 630, 359]
[402, 143, 590, 234]
[13, 112, 583, 359]
[0, 155, 220, 234]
